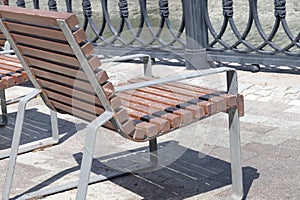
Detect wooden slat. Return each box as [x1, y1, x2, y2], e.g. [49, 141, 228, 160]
[102, 81, 115, 97]
[117, 92, 193, 124]
[11, 33, 74, 55]
[237, 94, 244, 117]
[125, 107, 170, 133]
[81, 42, 94, 57]
[123, 90, 204, 119]
[25, 56, 86, 79]
[1, 76, 15, 87]
[0, 63, 23, 72]
[115, 108, 130, 124]
[164, 81, 237, 107]
[50, 100, 96, 122]
[32, 68, 94, 92]
[128, 78, 216, 115]
[4, 21, 67, 41]
[18, 45, 80, 67]
[37, 79, 100, 106]
[73, 29, 88, 44]
[121, 99, 180, 129]
[11, 73, 24, 84]
[139, 79, 226, 112]
[46, 90, 104, 115]
[25, 56, 108, 85]
[131, 118, 158, 139]
[0, 6, 79, 29]
[88, 56, 102, 71]
[5, 21, 87, 44]
[0, 80, 6, 90]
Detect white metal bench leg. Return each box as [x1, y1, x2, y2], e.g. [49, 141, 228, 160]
[227, 70, 244, 200]
[229, 107, 243, 200]
[76, 111, 114, 200]
[50, 110, 59, 142]
[2, 89, 41, 200]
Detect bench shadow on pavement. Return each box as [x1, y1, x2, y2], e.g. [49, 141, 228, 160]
[13, 140, 259, 200]
[0, 108, 85, 151]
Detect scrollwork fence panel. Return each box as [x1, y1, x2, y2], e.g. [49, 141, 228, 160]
[2, 0, 300, 69]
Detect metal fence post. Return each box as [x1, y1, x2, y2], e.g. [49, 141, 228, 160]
[183, 0, 209, 70]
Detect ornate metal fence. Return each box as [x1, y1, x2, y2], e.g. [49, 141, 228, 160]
[1, 0, 300, 70]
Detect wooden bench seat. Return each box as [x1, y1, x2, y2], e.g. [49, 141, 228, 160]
[116, 78, 244, 140]
[0, 55, 27, 88]
[0, 54, 28, 126]
[0, 6, 244, 200]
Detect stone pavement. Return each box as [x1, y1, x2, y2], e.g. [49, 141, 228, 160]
[0, 62, 299, 200]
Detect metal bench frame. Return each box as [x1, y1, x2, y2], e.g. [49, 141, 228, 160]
[0, 12, 243, 200]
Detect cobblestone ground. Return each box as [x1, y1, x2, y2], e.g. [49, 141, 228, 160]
[0, 62, 299, 200]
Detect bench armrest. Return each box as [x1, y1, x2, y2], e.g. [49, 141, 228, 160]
[115, 67, 236, 93]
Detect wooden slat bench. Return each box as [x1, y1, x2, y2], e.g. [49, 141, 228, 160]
[0, 54, 28, 126]
[0, 6, 244, 200]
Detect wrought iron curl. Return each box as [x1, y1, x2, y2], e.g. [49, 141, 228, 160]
[16, 0, 25, 8]
[82, 0, 92, 18]
[274, 0, 286, 18]
[159, 0, 169, 17]
[222, 0, 233, 18]
[118, 0, 129, 18]
[48, 0, 58, 11]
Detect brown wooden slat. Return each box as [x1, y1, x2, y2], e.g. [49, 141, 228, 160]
[102, 82, 115, 97]
[4, 22, 87, 44]
[163, 81, 237, 107]
[51, 98, 135, 136]
[121, 99, 180, 129]
[32, 68, 94, 92]
[117, 92, 193, 124]
[37, 79, 100, 106]
[0, 6, 79, 29]
[4, 21, 67, 41]
[95, 70, 109, 84]
[21, 71, 28, 80]
[11, 33, 74, 55]
[0, 33, 4, 37]
[0, 55, 21, 63]
[125, 107, 170, 133]
[50, 100, 96, 122]
[1, 76, 15, 87]
[46, 90, 105, 116]
[0, 68, 13, 75]
[0, 63, 23, 72]
[73, 29, 88, 44]
[115, 108, 131, 124]
[88, 56, 102, 71]
[11, 73, 24, 84]
[140, 79, 226, 112]
[131, 118, 158, 139]
[18, 45, 80, 67]
[237, 94, 244, 117]
[0, 40, 5, 46]
[0, 79, 6, 90]
[128, 78, 216, 115]
[81, 42, 94, 57]
[25, 56, 86, 79]
[123, 90, 204, 119]
[25, 56, 108, 85]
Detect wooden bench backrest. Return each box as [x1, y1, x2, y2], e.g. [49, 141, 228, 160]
[0, 6, 134, 136]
